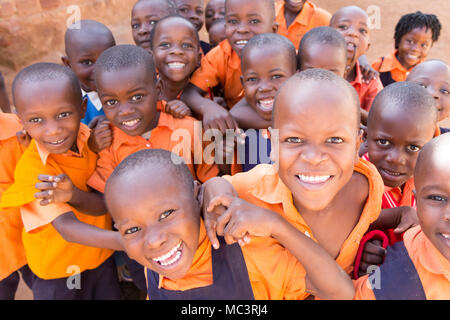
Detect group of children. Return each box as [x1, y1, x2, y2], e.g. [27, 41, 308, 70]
[0, 0, 448, 300]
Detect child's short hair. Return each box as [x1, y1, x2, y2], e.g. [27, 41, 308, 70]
[241, 33, 297, 70]
[225, 0, 275, 19]
[65, 20, 115, 54]
[367, 81, 438, 127]
[133, 0, 178, 13]
[12, 63, 81, 107]
[394, 11, 442, 49]
[94, 44, 157, 83]
[150, 15, 200, 48]
[297, 26, 346, 69]
[106, 148, 194, 194]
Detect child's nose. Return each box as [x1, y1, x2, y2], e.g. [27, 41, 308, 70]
[300, 145, 328, 166]
[385, 148, 407, 166]
[144, 230, 168, 250]
[138, 24, 150, 35]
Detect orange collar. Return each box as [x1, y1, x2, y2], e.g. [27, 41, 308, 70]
[378, 50, 425, 75]
[276, 1, 316, 28]
[219, 39, 241, 70]
[36, 123, 91, 166]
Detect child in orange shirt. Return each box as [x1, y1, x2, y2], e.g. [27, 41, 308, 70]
[0, 113, 32, 300]
[150, 16, 202, 119]
[359, 82, 439, 263]
[407, 59, 450, 134]
[372, 11, 442, 87]
[329, 5, 383, 125]
[202, 69, 385, 291]
[0, 72, 11, 113]
[0, 63, 122, 300]
[181, 0, 278, 133]
[62, 20, 116, 128]
[104, 148, 355, 300]
[354, 133, 450, 300]
[131, 0, 177, 53]
[275, 0, 331, 50]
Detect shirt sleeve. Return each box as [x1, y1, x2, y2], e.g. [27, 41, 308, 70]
[353, 275, 376, 300]
[21, 200, 73, 232]
[87, 148, 116, 193]
[190, 47, 223, 93]
[362, 78, 384, 112]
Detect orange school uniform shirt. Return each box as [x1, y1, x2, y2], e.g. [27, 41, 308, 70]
[372, 50, 425, 83]
[87, 111, 219, 193]
[276, 1, 331, 50]
[350, 61, 384, 112]
[0, 113, 27, 280]
[189, 40, 244, 109]
[0, 123, 113, 280]
[223, 159, 384, 275]
[354, 226, 450, 300]
[149, 219, 309, 300]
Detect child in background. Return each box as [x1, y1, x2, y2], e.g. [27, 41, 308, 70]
[0, 113, 33, 300]
[406, 60, 450, 134]
[203, 69, 385, 292]
[205, 0, 225, 32]
[105, 148, 355, 300]
[275, 0, 331, 50]
[297, 26, 347, 77]
[208, 18, 226, 48]
[173, 0, 211, 54]
[362, 82, 440, 247]
[0, 63, 122, 300]
[229, 33, 297, 171]
[329, 6, 383, 125]
[131, 0, 178, 53]
[62, 20, 116, 127]
[150, 16, 202, 119]
[354, 133, 450, 300]
[0, 72, 11, 113]
[372, 11, 442, 87]
[181, 0, 278, 133]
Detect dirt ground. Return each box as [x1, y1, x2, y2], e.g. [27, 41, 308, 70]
[10, 0, 450, 300]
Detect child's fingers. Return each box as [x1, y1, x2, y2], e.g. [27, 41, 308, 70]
[35, 182, 56, 191]
[215, 208, 233, 237]
[206, 195, 233, 213]
[363, 240, 386, 256]
[205, 220, 220, 250]
[362, 252, 384, 265]
[34, 190, 53, 200]
[37, 174, 56, 183]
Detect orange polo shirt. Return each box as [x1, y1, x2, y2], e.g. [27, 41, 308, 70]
[87, 111, 219, 193]
[0, 113, 27, 280]
[350, 61, 384, 112]
[223, 159, 384, 275]
[354, 226, 450, 300]
[0, 123, 113, 280]
[372, 50, 425, 83]
[189, 39, 244, 109]
[276, 1, 331, 50]
[148, 219, 308, 300]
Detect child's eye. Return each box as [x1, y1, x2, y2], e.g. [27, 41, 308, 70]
[131, 23, 140, 29]
[326, 137, 344, 144]
[249, 19, 260, 24]
[407, 145, 421, 152]
[441, 88, 450, 95]
[246, 77, 258, 83]
[182, 42, 194, 49]
[159, 209, 175, 221]
[81, 60, 93, 66]
[105, 99, 118, 106]
[57, 112, 71, 119]
[417, 82, 427, 89]
[179, 7, 188, 13]
[149, 20, 158, 25]
[227, 19, 238, 25]
[131, 94, 144, 102]
[427, 194, 447, 202]
[196, 8, 204, 15]
[271, 74, 283, 80]
[159, 42, 170, 49]
[337, 24, 348, 31]
[29, 117, 42, 123]
[359, 28, 368, 35]
[124, 226, 141, 235]
[376, 139, 390, 146]
[286, 137, 303, 144]
[421, 43, 429, 49]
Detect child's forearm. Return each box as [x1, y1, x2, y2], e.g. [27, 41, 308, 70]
[69, 187, 108, 216]
[369, 207, 403, 231]
[271, 215, 355, 300]
[52, 211, 123, 251]
[230, 99, 271, 130]
[180, 83, 211, 117]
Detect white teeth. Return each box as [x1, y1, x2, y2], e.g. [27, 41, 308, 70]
[122, 119, 140, 127]
[442, 233, 450, 240]
[48, 139, 65, 145]
[258, 99, 274, 111]
[236, 40, 248, 46]
[168, 62, 185, 69]
[297, 174, 331, 183]
[153, 241, 182, 264]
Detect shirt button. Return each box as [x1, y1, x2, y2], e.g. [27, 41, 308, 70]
[305, 231, 311, 238]
[146, 144, 151, 148]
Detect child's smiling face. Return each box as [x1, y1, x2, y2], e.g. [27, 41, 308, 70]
[106, 163, 201, 280]
[205, 0, 225, 31]
[397, 27, 433, 70]
[174, 0, 205, 32]
[151, 17, 201, 84]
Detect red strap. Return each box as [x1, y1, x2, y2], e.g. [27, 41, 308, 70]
[353, 230, 389, 280]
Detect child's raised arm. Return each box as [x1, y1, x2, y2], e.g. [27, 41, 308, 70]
[35, 174, 107, 216]
[181, 83, 238, 134]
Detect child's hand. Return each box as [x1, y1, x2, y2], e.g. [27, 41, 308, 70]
[165, 100, 192, 118]
[16, 129, 31, 148]
[358, 239, 386, 277]
[88, 115, 112, 153]
[359, 62, 379, 83]
[34, 174, 75, 206]
[203, 103, 238, 134]
[393, 206, 419, 234]
[210, 194, 279, 247]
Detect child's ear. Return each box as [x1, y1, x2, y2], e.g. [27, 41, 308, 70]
[61, 56, 71, 68]
[271, 22, 279, 33]
[240, 75, 244, 87]
[355, 127, 365, 161]
[155, 79, 163, 100]
[193, 180, 202, 207]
